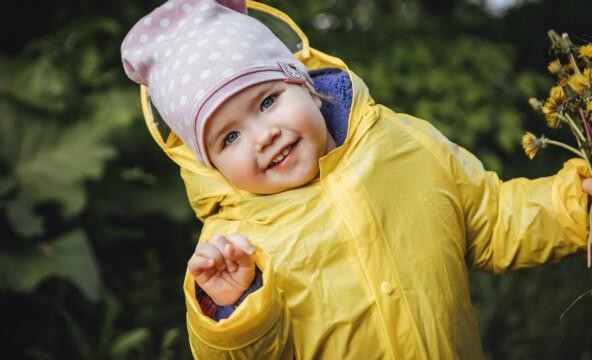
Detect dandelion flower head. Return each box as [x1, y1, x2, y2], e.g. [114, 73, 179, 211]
[567, 68, 591, 96]
[521, 132, 544, 159]
[542, 85, 566, 128]
[579, 44, 592, 59]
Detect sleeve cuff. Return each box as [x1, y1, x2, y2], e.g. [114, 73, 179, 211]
[551, 158, 589, 249]
[184, 249, 281, 349]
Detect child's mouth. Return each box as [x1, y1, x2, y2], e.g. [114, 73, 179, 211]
[267, 142, 296, 169]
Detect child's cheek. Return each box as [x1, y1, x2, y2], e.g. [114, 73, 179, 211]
[226, 152, 258, 187]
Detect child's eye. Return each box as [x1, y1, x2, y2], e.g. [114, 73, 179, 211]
[260, 95, 277, 112]
[222, 131, 240, 148]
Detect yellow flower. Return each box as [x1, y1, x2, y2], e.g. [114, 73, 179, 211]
[588, 102, 592, 112]
[579, 44, 592, 58]
[567, 68, 591, 95]
[542, 86, 566, 127]
[521, 132, 544, 159]
[547, 59, 562, 74]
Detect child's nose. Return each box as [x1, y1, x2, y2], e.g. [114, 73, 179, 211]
[255, 126, 281, 152]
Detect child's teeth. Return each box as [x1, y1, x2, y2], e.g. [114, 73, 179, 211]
[271, 146, 291, 165]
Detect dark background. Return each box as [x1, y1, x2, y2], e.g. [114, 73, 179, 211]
[1, 0, 591, 358]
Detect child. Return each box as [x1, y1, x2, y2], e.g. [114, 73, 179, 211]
[121, 0, 592, 358]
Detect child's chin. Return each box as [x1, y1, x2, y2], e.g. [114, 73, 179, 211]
[287, 170, 321, 189]
[251, 167, 320, 194]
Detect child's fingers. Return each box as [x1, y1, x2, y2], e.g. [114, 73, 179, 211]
[187, 255, 215, 280]
[195, 242, 225, 271]
[226, 234, 256, 255]
[209, 235, 238, 272]
[222, 244, 239, 272]
[224, 242, 253, 268]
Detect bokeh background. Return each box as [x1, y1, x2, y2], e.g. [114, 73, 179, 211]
[1, 0, 592, 358]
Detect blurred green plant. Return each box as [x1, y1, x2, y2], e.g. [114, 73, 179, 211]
[0, 11, 194, 359]
[0, 231, 100, 300]
[56, 293, 184, 359]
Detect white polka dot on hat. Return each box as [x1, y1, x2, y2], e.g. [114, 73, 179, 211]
[121, 0, 313, 167]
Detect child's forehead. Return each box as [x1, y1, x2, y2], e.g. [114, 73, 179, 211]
[233, 80, 279, 100]
[218, 81, 281, 109]
[206, 81, 281, 131]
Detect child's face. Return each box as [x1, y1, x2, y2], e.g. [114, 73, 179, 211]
[205, 81, 336, 194]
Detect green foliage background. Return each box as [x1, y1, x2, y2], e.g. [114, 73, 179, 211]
[0, 0, 591, 358]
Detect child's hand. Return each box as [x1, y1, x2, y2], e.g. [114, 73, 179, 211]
[188, 234, 256, 306]
[583, 178, 592, 196]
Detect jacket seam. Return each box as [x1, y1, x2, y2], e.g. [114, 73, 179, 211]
[319, 166, 394, 358]
[321, 120, 428, 359]
[354, 162, 430, 360]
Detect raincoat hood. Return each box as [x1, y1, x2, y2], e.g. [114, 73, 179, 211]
[142, 45, 367, 221]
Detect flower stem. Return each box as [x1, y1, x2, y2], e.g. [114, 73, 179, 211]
[580, 107, 590, 119]
[586, 211, 592, 269]
[579, 109, 592, 268]
[545, 139, 585, 158]
[568, 53, 583, 76]
[563, 113, 586, 144]
[560, 288, 592, 322]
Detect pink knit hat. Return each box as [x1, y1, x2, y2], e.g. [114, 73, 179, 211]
[121, 0, 313, 167]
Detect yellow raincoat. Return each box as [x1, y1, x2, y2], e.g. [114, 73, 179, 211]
[140, 2, 589, 358]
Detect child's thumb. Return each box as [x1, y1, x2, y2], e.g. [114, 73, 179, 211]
[583, 178, 592, 196]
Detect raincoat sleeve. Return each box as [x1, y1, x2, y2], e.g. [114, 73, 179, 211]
[460, 154, 589, 273]
[183, 248, 293, 359]
[464, 155, 589, 273]
[407, 116, 589, 273]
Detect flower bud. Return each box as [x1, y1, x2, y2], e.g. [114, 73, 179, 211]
[528, 97, 543, 112]
[548, 30, 572, 54]
[547, 60, 562, 75]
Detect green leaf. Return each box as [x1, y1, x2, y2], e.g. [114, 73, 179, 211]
[125, 173, 193, 222]
[0, 55, 69, 112]
[109, 328, 150, 358]
[59, 306, 94, 360]
[0, 176, 16, 197]
[2, 114, 116, 219]
[160, 328, 181, 351]
[78, 45, 103, 86]
[61, 18, 121, 52]
[87, 87, 141, 129]
[0, 230, 102, 301]
[98, 294, 122, 357]
[0, 245, 53, 291]
[119, 167, 158, 186]
[159, 328, 182, 360]
[5, 194, 44, 237]
[53, 230, 102, 301]
[0, 98, 41, 167]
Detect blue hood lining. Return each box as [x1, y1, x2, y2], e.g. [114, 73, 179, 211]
[310, 68, 352, 146]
